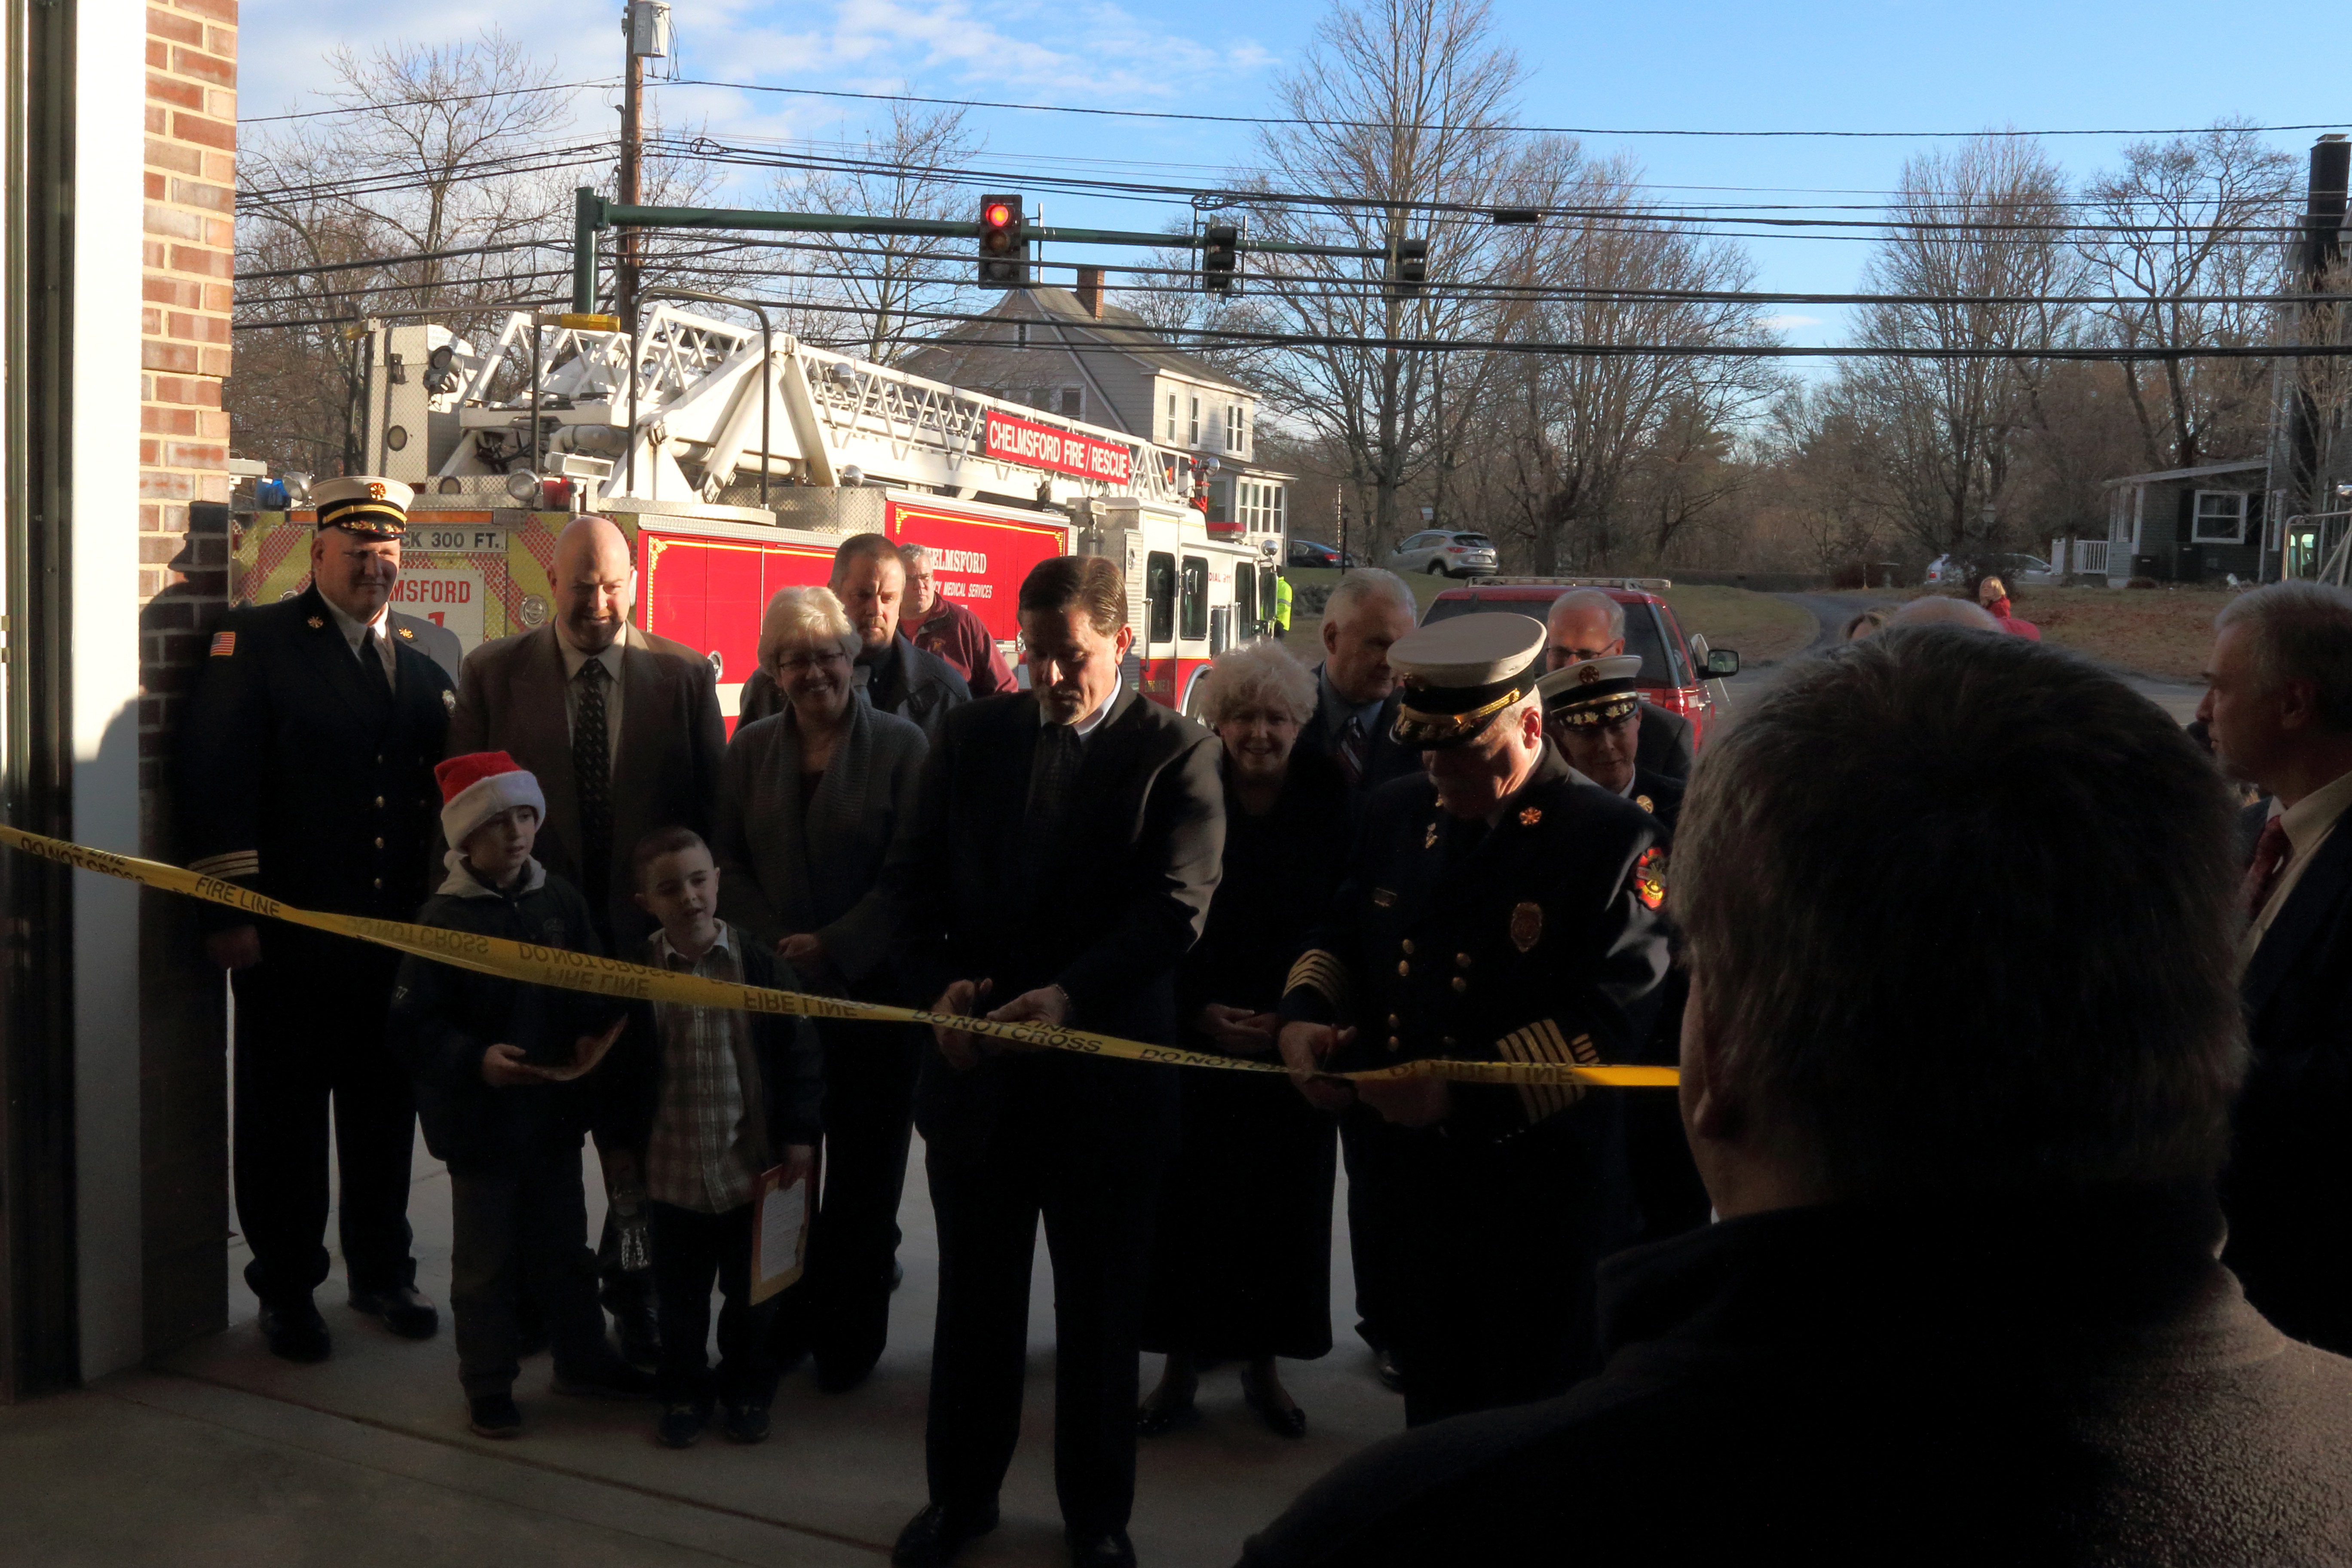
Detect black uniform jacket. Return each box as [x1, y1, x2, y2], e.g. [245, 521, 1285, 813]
[605, 929, 827, 1166]
[179, 582, 455, 927]
[1281, 744, 1670, 1144]
[1623, 767, 1684, 843]
[1635, 703, 1694, 782]
[386, 859, 628, 1175]
[890, 686, 1225, 1156]
[2223, 796, 2352, 1352]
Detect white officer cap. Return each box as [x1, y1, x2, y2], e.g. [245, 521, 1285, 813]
[1537, 654, 1645, 728]
[312, 475, 413, 539]
[1387, 613, 1547, 750]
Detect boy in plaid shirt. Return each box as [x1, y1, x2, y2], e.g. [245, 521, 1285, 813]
[618, 826, 824, 1447]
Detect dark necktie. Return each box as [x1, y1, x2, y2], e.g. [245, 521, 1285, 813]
[2242, 815, 2291, 919]
[575, 659, 614, 909]
[1335, 714, 1366, 786]
[1023, 723, 1083, 885]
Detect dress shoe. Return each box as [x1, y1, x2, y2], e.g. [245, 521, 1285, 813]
[612, 1302, 662, 1369]
[1242, 1374, 1308, 1439]
[551, 1357, 658, 1400]
[258, 1297, 332, 1363]
[1375, 1347, 1405, 1393]
[655, 1401, 707, 1449]
[721, 1400, 771, 1444]
[1065, 1527, 1137, 1568]
[469, 1393, 522, 1439]
[349, 1284, 440, 1340]
[1135, 1394, 1198, 1437]
[891, 1501, 999, 1567]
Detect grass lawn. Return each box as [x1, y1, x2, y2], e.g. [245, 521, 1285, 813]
[1877, 584, 2235, 681]
[1658, 585, 1816, 665]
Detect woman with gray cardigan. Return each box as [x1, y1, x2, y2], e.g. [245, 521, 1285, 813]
[715, 585, 928, 1393]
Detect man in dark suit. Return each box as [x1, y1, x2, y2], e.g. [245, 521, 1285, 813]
[1544, 588, 1694, 781]
[888, 555, 1223, 1568]
[446, 511, 727, 1360]
[1289, 567, 1421, 1387]
[1540, 654, 1685, 839]
[1279, 614, 1669, 1427]
[2199, 581, 2352, 1353]
[1294, 567, 1421, 799]
[738, 533, 971, 740]
[181, 476, 456, 1361]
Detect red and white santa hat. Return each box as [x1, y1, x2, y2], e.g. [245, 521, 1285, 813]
[435, 751, 546, 849]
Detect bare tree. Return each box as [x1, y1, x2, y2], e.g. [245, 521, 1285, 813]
[771, 104, 986, 363]
[2081, 123, 2296, 469]
[1230, 0, 1525, 558]
[1844, 134, 2081, 556]
[233, 29, 584, 472]
[1470, 144, 1778, 572]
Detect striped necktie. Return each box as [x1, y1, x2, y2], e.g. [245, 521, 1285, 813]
[575, 659, 613, 910]
[1335, 714, 1366, 787]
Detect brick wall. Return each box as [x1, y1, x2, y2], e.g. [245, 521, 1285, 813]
[139, 0, 234, 1355]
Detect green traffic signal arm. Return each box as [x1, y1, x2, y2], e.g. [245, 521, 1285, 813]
[572, 187, 1394, 312]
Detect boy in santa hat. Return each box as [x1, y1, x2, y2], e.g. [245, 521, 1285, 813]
[388, 751, 655, 1437]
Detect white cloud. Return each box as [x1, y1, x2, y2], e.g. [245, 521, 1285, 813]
[1755, 314, 1822, 331]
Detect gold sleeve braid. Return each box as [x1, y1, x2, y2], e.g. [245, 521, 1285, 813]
[1283, 949, 1352, 1014]
[1495, 1020, 1602, 1124]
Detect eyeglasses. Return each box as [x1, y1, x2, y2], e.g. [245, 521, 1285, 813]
[775, 649, 850, 674]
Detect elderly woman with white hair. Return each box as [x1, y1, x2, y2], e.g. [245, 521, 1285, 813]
[1138, 638, 1349, 1442]
[713, 584, 928, 1393]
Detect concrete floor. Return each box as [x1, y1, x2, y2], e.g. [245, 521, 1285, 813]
[2, 1135, 1405, 1567]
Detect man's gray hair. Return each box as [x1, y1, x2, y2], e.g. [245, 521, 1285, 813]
[2215, 580, 2352, 732]
[899, 542, 933, 570]
[1323, 567, 1417, 627]
[1548, 588, 1625, 644]
[1200, 640, 1317, 727]
[1677, 627, 2246, 1197]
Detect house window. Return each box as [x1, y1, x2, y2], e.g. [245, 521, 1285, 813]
[1227, 406, 1244, 454]
[2192, 490, 2249, 545]
[1165, 394, 1176, 442]
[1060, 387, 1083, 419]
[1189, 396, 1200, 446]
[1271, 485, 1285, 534]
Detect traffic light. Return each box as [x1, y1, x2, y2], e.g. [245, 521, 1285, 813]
[1202, 223, 1240, 294]
[977, 194, 1027, 288]
[1388, 236, 1429, 299]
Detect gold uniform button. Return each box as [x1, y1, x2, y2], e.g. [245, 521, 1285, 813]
[1397, 961, 1410, 977]
[372, 877, 383, 890]
[374, 795, 385, 808]
[1451, 976, 1468, 993]
[1386, 1035, 1400, 1051]
[1386, 1014, 1400, 1029]
[1455, 953, 1472, 968]
[373, 837, 384, 850]
[1400, 940, 1415, 956]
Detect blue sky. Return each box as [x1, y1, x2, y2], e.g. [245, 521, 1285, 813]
[241, 0, 2351, 349]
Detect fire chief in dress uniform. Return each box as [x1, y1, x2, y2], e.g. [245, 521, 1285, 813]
[1278, 614, 1670, 1428]
[180, 476, 457, 1362]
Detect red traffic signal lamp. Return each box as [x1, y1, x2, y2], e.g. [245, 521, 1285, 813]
[978, 194, 1027, 288]
[1202, 223, 1240, 294]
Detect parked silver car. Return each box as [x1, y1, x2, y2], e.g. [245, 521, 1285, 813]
[1387, 529, 1499, 578]
[1924, 551, 2055, 588]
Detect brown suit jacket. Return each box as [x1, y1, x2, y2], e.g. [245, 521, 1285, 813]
[447, 622, 726, 944]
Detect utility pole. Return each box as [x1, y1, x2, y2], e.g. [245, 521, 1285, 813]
[618, 2, 671, 328]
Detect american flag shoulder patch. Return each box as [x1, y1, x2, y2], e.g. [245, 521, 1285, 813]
[209, 630, 236, 658]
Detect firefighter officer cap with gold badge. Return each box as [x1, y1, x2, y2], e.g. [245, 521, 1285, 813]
[1388, 612, 1549, 749]
[311, 475, 412, 539]
[1536, 653, 1645, 730]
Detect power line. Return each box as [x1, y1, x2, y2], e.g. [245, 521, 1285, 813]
[243, 79, 617, 126]
[668, 78, 2351, 144]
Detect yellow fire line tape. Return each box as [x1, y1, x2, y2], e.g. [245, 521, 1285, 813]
[0, 823, 1676, 1090]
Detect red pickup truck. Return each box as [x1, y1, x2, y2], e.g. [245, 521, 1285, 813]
[1421, 579, 1732, 751]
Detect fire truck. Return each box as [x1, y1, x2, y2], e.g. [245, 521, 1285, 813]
[233, 308, 1280, 725]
